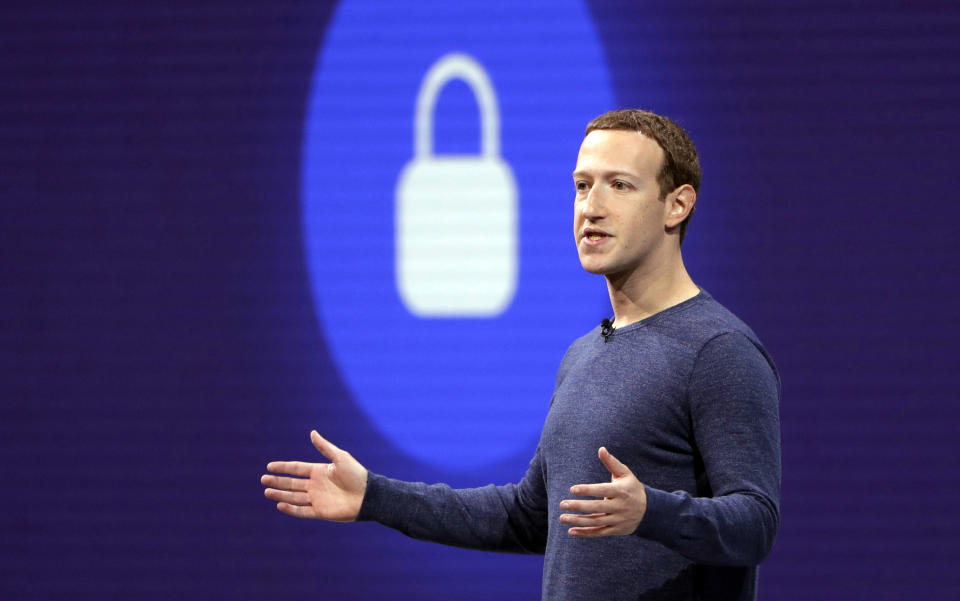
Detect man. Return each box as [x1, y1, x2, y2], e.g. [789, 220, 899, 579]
[261, 109, 781, 600]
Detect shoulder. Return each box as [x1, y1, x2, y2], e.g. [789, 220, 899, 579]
[645, 291, 780, 389]
[659, 291, 773, 357]
[696, 331, 778, 380]
[658, 291, 757, 340]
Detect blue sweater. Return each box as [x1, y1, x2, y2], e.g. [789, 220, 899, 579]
[358, 290, 781, 600]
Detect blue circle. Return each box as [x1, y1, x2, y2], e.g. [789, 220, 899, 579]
[302, 0, 613, 469]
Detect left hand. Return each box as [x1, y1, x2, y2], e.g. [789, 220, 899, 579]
[559, 447, 647, 537]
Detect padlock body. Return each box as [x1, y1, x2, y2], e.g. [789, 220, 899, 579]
[396, 156, 518, 316]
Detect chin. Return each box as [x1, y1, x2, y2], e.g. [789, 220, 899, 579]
[578, 260, 609, 275]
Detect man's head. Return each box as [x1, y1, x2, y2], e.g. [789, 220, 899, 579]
[584, 109, 700, 244]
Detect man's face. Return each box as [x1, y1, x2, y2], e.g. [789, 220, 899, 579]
[573, 129, 672, 280]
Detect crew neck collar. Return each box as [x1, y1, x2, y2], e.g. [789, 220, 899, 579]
[603, 288, 708, 337]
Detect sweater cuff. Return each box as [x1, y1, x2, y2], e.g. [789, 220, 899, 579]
[633, 485, 685, 543]
[356, 471, 393, 522]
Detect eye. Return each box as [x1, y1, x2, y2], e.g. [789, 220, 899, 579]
[613, 180, 628, 191]
[575, 181, 589, 192]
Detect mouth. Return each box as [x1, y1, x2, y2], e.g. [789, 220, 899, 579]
[581, 228, 612, 243]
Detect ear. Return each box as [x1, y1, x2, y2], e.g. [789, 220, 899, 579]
[664, 184, 696, 229]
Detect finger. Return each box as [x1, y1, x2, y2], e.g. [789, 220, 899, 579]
[276, 502, 318, 519]
[567, 525, 612, 538]
[598, 447, 631, 479]
[560, 512, 616, 527]
[260, 474, 309, 492]
[559, 499, 607, 514]
[264, 488, 311, 506]
[569, 482, 618, 498]
[310, 430, 342, 462]
[266, 461, 314, 477]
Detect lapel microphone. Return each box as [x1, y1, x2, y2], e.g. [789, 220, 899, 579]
[600, 318, 615, 342]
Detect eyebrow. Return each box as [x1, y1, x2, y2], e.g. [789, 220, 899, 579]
[571, 169, 638, 180]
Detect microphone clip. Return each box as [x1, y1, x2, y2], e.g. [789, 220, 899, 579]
[600, 318, 615, 343]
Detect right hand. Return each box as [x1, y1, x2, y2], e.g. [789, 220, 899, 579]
[261, 430, 368, 522]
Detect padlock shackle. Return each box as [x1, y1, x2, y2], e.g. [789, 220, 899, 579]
[415, 53, 500, 159]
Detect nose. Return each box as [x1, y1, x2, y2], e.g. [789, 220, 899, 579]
[580, 185, 606, 221]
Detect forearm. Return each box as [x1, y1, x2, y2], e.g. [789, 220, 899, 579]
[357, 472, 547, 554]
[634, 486, 779, 566]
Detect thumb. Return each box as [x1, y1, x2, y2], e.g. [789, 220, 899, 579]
[311, 430, 342, 462]
[598, 447, 631, 479]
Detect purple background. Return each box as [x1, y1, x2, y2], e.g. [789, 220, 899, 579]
[3, 1, 959, 599]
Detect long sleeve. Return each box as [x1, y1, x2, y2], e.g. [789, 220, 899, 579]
[356, 445, 549, 555]
[633, 331, 782, 566]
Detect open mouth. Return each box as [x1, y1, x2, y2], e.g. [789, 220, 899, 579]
[582, 229, 611, 242]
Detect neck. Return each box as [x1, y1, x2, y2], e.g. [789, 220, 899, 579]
[605, 248, 699, 329]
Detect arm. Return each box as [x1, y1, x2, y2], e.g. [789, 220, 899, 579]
[261, 431, 549, 555]
[356, 446, 549, 554]
[639, 331, 781, 565]
[559, 332, 781, 566]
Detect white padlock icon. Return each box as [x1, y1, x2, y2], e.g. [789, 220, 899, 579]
[395, 53, 518, 317]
